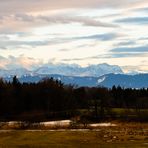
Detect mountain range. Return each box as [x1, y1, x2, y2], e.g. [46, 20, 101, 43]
[0, 63, 123, 77]
[3, 73, 148, 89]
[0, 63, 148, 88]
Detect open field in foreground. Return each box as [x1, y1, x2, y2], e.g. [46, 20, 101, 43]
[0, 124, 148, 148]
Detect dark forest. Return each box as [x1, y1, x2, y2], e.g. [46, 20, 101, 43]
[0, 76, 148, 122]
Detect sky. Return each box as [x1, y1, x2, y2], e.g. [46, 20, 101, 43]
[0, 0, 148, 73]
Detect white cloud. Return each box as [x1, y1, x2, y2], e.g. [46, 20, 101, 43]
[0, 55, 43, 70]
[0, 0, 147, 72]
[0, 0, 147, 14]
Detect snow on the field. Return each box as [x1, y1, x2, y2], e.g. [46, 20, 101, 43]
[40, 120, 71, 126]
[90, 123, 116, 127]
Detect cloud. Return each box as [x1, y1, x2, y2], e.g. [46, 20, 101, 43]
[109, 52, 148, 58]
[56, 32, 123, 44]
[0, 1, 147, 73]
[0, 14, 117, 36]
[76, 33, 122, 41]
[0, 32, 124, 50]
[122, 65, 148, 73]
[61, 51, 148, 62]
[59, 49, 70, 52]
[38, 15, 117, 28]
[0, 0, 146, 14]
[134, 7, 148, 12]
[0, 55, 43, 70]
[12, 13, 117, 28]
[115, 17, 148, 25]
[139, 37, 148, 41]
[61, 55, 105, 62]
[57, 32, 123, 45]
[110, 46, 148, 53]
[0, 40, 49, 49]
[114, 41, 136, 46]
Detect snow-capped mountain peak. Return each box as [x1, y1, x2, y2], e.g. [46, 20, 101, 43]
[35, 63, 123, 77]
[0, 63, 123, 78]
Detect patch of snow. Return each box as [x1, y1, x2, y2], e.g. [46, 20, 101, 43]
[6, 121, 21, 126]
[90, 123, 116, 127]
[97, 76, 106, 84]
[0, 121, 116, 128]
[57, 77, 61, 81]
[40, 120, 71, 126]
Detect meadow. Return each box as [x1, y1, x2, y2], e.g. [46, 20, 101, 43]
[0, 122, 148, 148]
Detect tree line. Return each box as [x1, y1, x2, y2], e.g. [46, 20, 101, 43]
[0, 76, 148, 121]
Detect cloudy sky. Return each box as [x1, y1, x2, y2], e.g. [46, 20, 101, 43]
[0, 0, 148, 73]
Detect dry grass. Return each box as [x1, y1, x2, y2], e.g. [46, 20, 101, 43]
[0, 122, 148, 147]
[0, 130, 147, 148]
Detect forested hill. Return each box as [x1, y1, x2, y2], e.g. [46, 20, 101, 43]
[0, 76, 148, 122]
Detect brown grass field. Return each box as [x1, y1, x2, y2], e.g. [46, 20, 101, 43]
[0, 122, 148, 148]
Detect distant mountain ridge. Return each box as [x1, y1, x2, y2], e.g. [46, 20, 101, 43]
[1, 63, 147, 88]
[97, 73, 148, 88]
[4, 73, 148, 89]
